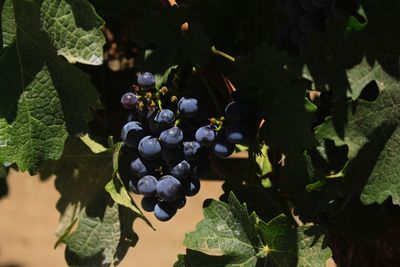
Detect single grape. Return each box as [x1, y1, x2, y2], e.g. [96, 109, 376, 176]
[121, 92, 139, 109]
[137, 72, 155, 87]
[170, 195, 186, 209]
[170, 160, 191, 179]
[178, 97, 199, 118]
[195, 126, 216, 147]
[310, 0, 332, 8]
[183, 141, 201, 160]
[213, 136, 235, 158]
[161, 147, 183, 164]
[138, 136, 162, 159]
[284, 0, 305, 25]
[141, 196, 157, 212]
[159, 127, 184, 148]
[154, 202, 177, 222]
[299, 13, 325, 34]
[156, 175, 182, 202]
[155, 109, 175, 130]
[225, 123, 248, 144]
[183, 178, 201, 197]
[137, 175, 158, 196]
[225, 101, 247, 122]
[128, 178, 139, 194]
[130, 157, 151, 177]
[121, 121, 144, 148]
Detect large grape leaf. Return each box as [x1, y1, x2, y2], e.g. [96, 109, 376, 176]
[64, 201, 138, 266]
[0, 0, 104, 173]
[182, 192, 260, 267]
[39, 137, 147, 265]
[40, 0, 104, 65]
[232, 45, 317, 152]
[258, 215, 331, 267]
[177, 192, 331, 267]
[315, 54, 400, 206]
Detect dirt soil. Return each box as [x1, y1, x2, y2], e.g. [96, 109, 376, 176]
[0, 170, 336, 267]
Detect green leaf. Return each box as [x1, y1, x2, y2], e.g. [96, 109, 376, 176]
[40, 0, 105, 65]
[182, 192, 260, 266]
[1, 0, 16, 51]
[39, 137, 144, 265]
[64, 201, 139, 266]
[316, 55, 400, 205]
[179, 193, 332, 267]
[0, 0, 102, 173]
[232, 44, 317, 152]
[258, 215, 331, 267]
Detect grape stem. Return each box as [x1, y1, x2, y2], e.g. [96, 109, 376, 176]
[196, 67, 222, 116]
[211, 46, 235, 62]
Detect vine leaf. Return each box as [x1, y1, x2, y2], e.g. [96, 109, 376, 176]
[0, 0, 103, 173]
[232, 45, 317, 152]
[316, 55, 400, 205]
[177, 192, 331, 267]
[40, 0, 105, 65]
[64, 201, 139, 266]
[38, 137, 145, 265]
[258, 215, 331, 267]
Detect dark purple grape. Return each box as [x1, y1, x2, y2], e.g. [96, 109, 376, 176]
[137, 72, 155, 87]
[130, 157, 151, 177]
[195, 126, 216, 147]
[141, 196, 157, 212]
[121, 121, 144, 148]
[170, 160, 191, 179]
[213, 136, 235, 158]
[159, 127, 184, 148]
[225, 123, 248, 144]
[128, 178, 139, 194]
[161, 147, 183, 164]
[225, 101, 247, 122]
[155, 109, 175, 130]
[138, 136, 161, 159]
[300, 13, 325, 34]
[121, 92, 139, 109]
[183, 141, 201, 161]
[137, 175, 158, 196]
[183, 178, 201, 197]
[170, 195, 186, 209]
[178, 97, 199, 118]
[310, 0, 332, 8]
[154, 202, 177, 221]
[156, 175, 182, 202]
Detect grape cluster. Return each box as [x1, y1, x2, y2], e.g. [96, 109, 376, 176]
[276, 0, 360, 53]
[119, 72, 248, 221]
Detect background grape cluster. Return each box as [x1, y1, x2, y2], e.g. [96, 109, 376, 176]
[118, 72, 248, 221]
[277, 0, 361, 54]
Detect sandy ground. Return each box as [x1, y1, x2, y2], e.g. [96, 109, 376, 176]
[0, 171, 336, 267]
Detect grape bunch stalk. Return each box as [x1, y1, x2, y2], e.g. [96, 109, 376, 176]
[119, 72, 249, 221]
